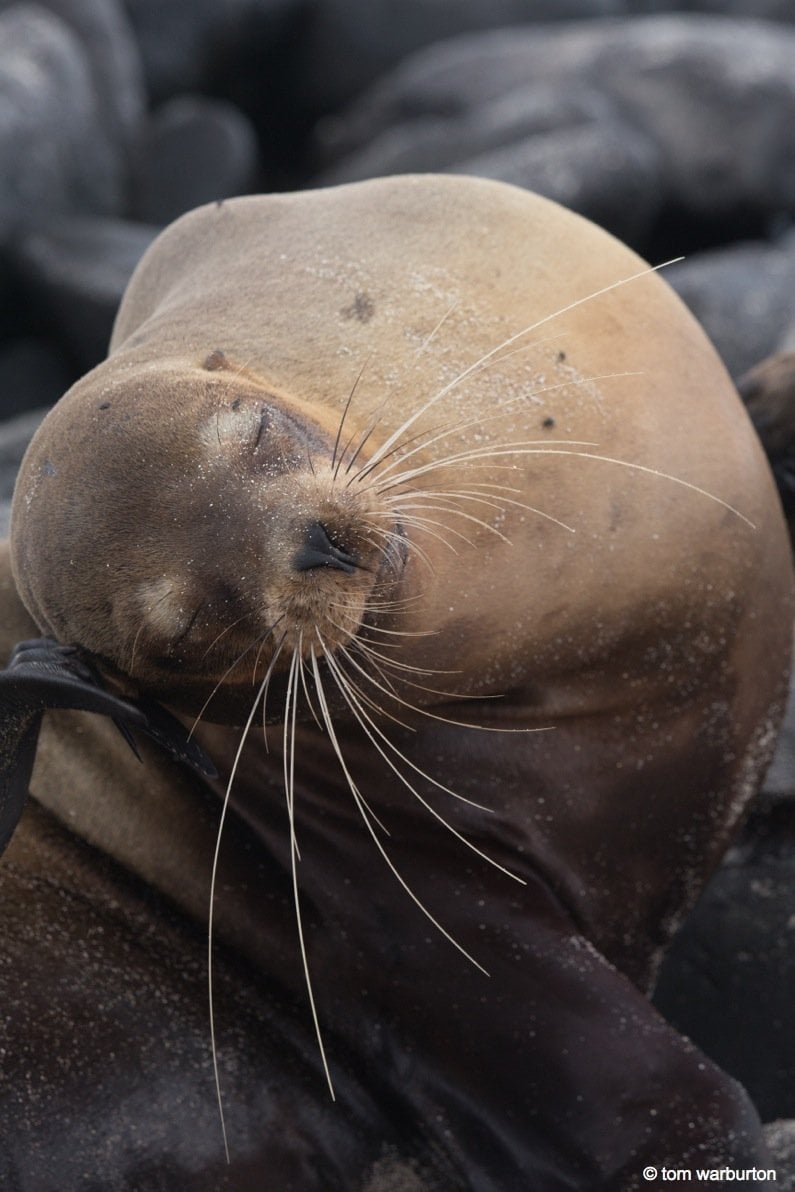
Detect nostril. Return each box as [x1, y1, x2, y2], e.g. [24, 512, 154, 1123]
[294, 521, 359, 574]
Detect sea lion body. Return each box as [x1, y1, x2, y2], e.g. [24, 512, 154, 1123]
[1, 175, 792, 1188]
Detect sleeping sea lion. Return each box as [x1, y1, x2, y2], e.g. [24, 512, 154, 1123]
[0, 174, 792, 1190]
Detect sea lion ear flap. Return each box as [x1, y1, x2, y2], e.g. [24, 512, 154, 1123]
[0, 638, 216, 857]
[200, 348, 274, 391]
[202, 349, 230, 371]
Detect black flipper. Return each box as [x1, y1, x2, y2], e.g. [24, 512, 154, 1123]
[0, 638, 216, 856]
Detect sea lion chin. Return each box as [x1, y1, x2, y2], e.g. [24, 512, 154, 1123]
[2, 174, 794, 1185]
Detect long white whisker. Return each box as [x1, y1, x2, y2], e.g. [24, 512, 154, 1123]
[252, 615, 287, 681]
[345, 413, 463, 488]
[332, 358, 370, 477]
[349, 638, 459, 687]
[521, 449, 756, 528]
[324, 652, 526, 879]
[358, 370, 637, 488]
[355, 259, 680, 479]
[329, 614, 438, 639]
[388, 500, 512, 544]
[342, 418, 380, 478]
[310, 644, 490, 976]
[297, 650, 325, 731]
[340, 302, 462, 481]
[283, 644, 336, 1100]
[369, 510, 467, 552]
[336, 627, 451, 675]
[356, 624, 439, 642]
[199, 612, 255, 661]
[402, 488, 576, 534]
[370, 440, 752, 528]
[208, 640, 285, 1163]
[349, 636, 505, 704]
[340, 307, 463, 488]
[414, 299, 459, 356]
[367, 523, 438, 575]
[189, 620, 283, 739]
[369, 438, 598, 493]
[128, 622, 145, 676]
[339, 632, 550, 735]
[323, 639, 405, 721]
[328, 645, 497, 818]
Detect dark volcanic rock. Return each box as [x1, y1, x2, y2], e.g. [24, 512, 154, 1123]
[298, 0, 623, 113]
[665, 231, 795, 379]
[764, 1121, 795, 1192]
[316, 16, 795, 249]
[121, 0, 250, 100]
[131, 95, 260, 224]
[766, 675, 795, 801]
[601, 18, 795, 222]
[322, 108, 662, 247]
[654, 795, 795, 1123]
[0, 6, 129, 240]
[123, 0, 315, 184]
[317, 81, 663, 245]
[123, 0, 795, 121]
[10, 217, 159, 370]
[0, 338, 74, 422]
[0, 0, 145, 147]
[678, 0, 795, 15]
[0, 407, 49, 537]
[122, 0, 308, 111]
[319, 83, 614, 180]
[737, 351, 795, 537]
[451, 116, 663, 247]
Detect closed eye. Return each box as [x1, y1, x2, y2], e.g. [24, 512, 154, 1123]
[253, 408, 271, 450]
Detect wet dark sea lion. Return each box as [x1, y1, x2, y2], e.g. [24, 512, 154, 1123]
[738, 350, 795, 538]
[0, 174, 793, 1190]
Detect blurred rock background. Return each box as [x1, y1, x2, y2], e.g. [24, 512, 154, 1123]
[0, 0, 792, 1166]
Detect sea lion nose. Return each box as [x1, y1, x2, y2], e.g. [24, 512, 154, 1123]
[293, 521, 358, 574]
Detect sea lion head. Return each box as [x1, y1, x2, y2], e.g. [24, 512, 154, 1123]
[10, 350, 404, 724]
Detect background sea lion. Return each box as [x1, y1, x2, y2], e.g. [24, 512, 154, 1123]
[1, 174, 793, 1189]
[738, 351, 795, 537]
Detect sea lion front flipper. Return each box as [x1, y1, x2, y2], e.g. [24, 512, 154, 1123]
[0, 638, 216, 856]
